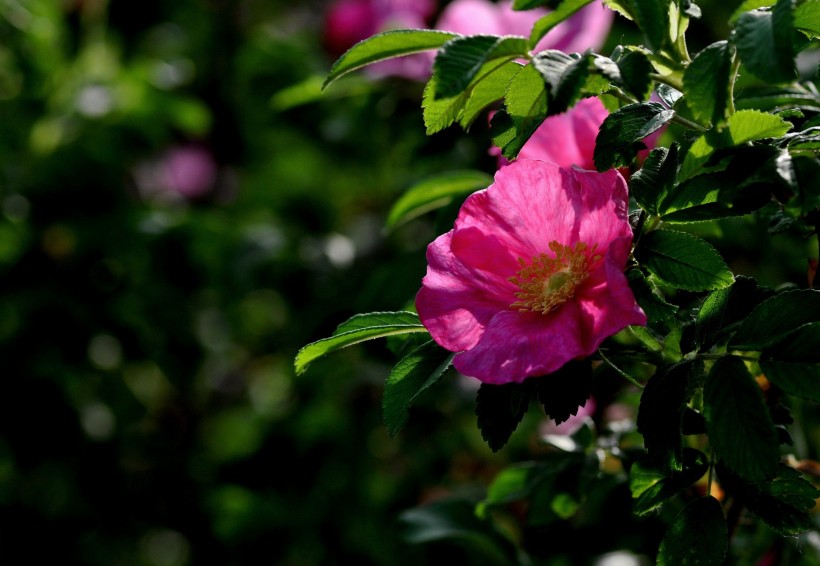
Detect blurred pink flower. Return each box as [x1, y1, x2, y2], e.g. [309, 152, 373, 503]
[134, 145, 217, 202]
[541, 396, 596, 436]
[415, 160, 646, 384]
[323, 0, 437, 79]
[435, 0, 613, 54]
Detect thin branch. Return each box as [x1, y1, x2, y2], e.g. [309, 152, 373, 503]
[597, 348, 644, 389]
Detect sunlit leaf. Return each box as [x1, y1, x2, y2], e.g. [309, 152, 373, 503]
[529, 0, 595, 48]
[324, 29, 458, 88]
[385, 170, 493, 230]
[433, 35, 529, 98]
[295, 311, 428, 374]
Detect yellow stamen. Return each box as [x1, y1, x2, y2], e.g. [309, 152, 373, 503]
[508, 241, 601, 314]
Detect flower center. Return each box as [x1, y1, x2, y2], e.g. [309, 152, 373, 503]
[508, 241, 600, 314]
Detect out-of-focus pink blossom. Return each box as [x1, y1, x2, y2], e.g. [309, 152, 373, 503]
[416, 160, 646, 384]
[323, 0, 437, 79]
[435, 0, 613, 54]
[134, 145, 217, 202]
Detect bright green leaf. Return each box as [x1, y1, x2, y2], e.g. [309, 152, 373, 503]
[635, 230, 734, 292]
[730, 289, 820, 349]
[631, 0, 670, 51]
[704, 356, 779, 483]
[491, 63, 548, 159]
[529, 0, 595, 48]
[385, 170, 493, 230]
[680, 110, 792, 180]
[383, 340, 454, 436]
[657, 496, 728, 566]
[794, 0, 820, 38]
[458, 61, 522, 129]
[433, 35, 529, 99]
[295, 311, 428, 374]
[324, 29, 458, 89]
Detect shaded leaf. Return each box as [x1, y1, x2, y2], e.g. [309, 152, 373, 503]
[760, 321, 820, 402]
[684, 40, 732, 126]
[594, 102, 675, 171]
[704, 356, 779, 483]
[630, 144, 679, 215]
[458, 61, 522, 129]
[383, 340, 455, 436]
[630, 448, 709, 516]
[627, 268, 679, 324]
[730, 288, 820, 350]
[695, 276, 773, 351]
[733, 0, 797, 84]
[638, 360, 701, 472]
[657, 496, 728, 566]
[533, 50, 593, 115]
[635, 229, 734, 292]
[491, 63, 549, 159]
[535, 359, 594, 425]
[476, 381, 535, 452]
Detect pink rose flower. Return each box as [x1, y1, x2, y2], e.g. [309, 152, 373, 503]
[435, 0, 613, 54]
[496, 96, 608, 169]
[415, 159, 646, 384]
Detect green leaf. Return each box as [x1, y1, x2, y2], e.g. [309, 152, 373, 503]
[630, 144, 679, 215]
[294, 311, 427, 374]
[684, 41, 732, 126]
[695, 276, 773, 351]
[733, 0, 797, 84]
[615, 49, 654, 100]
[627, 268, 679, 323]
[400, 497, 519, 564]
[529, 0, 595, 48]
[533, 50, 592, 115]
[731, 0, 776, 24]
[594, 102, 675, 171]
[760, 321, 820, 402]
[717, 463, 819, 535]
[635, 230, 734, 292]
[383, 340, 454, 437]
[794, 0, 820, 38]
[433, 35, 529, 99]
[631, 0, 670, 51]
[423, 59, 515, 134]
[730, 289, 820, 349]
[385, 170, 493, 230]
[535, 359, 594, 425]
[638, 360, 701, 472]
[630, 448, 709, 516]
[657, 496, 728, 566]
[491, 63, 549, 159]
[458, 61, 522, 129]
[476, 381, 535, 452]
[324, 29, 458, 89]
[704, 356, 779, 483]
[680, 110, 792, 180]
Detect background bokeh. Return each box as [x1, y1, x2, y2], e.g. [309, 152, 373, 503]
[0, 1, 816, 564]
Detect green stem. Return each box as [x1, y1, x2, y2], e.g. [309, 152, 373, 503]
[726, 50, 741, 117]
[597, 348, 645, 389]
[697, 353, 760, 363]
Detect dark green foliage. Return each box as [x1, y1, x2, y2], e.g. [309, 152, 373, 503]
[476, 381, 535, 452]
[629, 448, 709, 516]
[630, 144, 679, 215]
[683, 41, 732, 126]
[635, 229, 734, 291]
[657, 496, 728, 566]
[535, 359, 594, 425]
[594, 102, 675, 170]
[638, 360, 702, 472]
[704, 356, 780, 483]
[733, 0, 798, 84]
